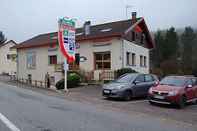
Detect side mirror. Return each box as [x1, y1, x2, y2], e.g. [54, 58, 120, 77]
[186, 84, 192, 88]
[153, 81, 159, 87]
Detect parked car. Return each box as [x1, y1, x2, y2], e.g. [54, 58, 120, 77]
[148, 76, 197, 108]
[102, 73, 159, 100]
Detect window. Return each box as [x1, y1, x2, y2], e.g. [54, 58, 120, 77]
[69, 53, 80, 70]
[145, 75, 153, 82]
[191, 78, 197, 85]
[144, 56, 147, 67]
[135, 75, 145, 82]
[7, 54, 11, 60]
[132, 31, 135, 41]
[131, 53, 136, 66]
[27, 52, 36, 69]
[140, 55, 143, 67]
[49, 55, 57, 65]
[126, 52, 130, 65]
[94, 52, 111, 70]
[186, 79, 193, 86]
[141, 34, 146, 44]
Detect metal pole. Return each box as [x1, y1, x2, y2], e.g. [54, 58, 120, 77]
[64, 59, 68, 92]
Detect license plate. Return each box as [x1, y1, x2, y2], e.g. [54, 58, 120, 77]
[104, 90, 110, 94]
[154, 95, 164, 99]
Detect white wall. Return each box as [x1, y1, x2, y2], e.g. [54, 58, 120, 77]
[17, 39, 150, 82]
[0, 41, 17, 75]
[17, 47, 63, 83]
[123, 40, 150, 73]
[76, 39, 122, 80]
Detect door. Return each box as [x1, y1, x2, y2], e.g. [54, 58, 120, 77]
[185, 79, 195, 100]
[132, 74, 146, 97]
[144, 74, 155, 95]
[191, 78, 197, 98]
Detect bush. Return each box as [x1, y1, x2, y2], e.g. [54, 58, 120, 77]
[115, 68, 137, 78]
[55, 73, 81, 90]
[55, 79, 65, 90]
[67, 73, 81, 88]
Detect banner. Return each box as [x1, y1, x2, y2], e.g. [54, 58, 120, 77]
[58, 17, 76, 63]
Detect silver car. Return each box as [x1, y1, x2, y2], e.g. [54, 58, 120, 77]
[102, 73, 158, 100]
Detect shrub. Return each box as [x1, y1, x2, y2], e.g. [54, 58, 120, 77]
[55, 73, 81, 90]
[67, 73, 81, 88]
[115, 68, 137, 78]
[55, 79, 65, 90]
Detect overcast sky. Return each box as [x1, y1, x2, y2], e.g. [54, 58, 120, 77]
[1, 0, 197, 43]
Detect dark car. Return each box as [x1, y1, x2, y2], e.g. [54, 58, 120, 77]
[102, 73, 159, 100]
[148, 76, 197, 108]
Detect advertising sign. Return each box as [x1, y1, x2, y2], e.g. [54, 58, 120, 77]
[58, 17, 76, 63]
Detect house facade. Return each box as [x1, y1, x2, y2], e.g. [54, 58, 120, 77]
[15, 12, 154, 83]
[0, 40, 17, 75]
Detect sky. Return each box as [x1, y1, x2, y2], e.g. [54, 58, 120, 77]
[0, 0, 197, 43]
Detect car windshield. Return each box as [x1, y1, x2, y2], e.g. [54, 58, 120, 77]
[116, 74, 138, 83]
[160, 77, 186, 87]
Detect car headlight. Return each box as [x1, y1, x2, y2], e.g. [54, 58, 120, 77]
[168, 91, 178, 96]
[148, 88, 153, 94]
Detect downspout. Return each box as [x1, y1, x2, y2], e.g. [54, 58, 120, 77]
[121, 39, 124, 68]
[16, 49, 19, 80]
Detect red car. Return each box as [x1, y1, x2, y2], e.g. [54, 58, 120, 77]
[148, 76, 197, 108]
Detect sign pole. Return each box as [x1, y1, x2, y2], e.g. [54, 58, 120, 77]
[64, 59, 68, 92]
[58, 17, 76, 92]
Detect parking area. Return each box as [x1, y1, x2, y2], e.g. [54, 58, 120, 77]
[0, 75, 196, 126]
[67, 85, 197, 125]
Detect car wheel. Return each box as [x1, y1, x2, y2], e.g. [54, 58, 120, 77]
[124, 91, 132, 101]
[178, 96, 187, 109]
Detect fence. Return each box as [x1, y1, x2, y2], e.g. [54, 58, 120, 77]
[99, 70, 116, 81]
[10, 75, 48, 88]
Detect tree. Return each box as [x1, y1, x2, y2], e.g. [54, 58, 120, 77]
[0, 31, 7, 45]
[163, 27, 179, 60]
[152, 30, 165, 67]
[181, 27, 196, 73]
[192, 32, 197, 76]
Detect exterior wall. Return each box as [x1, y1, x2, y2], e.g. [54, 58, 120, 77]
[76, 39, 122, 80]
[0, 41, 17, 75]
[123, 40, 150, 73]
[17, 38, 150, 82]
[17, 47, 64, 84]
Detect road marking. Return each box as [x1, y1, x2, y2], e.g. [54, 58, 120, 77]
[0, 112, 21, 131]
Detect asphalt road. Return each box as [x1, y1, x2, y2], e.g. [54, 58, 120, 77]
[0, 82, 196, 131]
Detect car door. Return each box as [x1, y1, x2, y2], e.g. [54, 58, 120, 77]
[185, 79, 195, 100]
[144, 75, 155, 95]
[191, 78, 197, 98]
[132, 74, 146, 97]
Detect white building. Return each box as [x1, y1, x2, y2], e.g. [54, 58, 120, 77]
[15, 12, 154, 83]
[0, 40, 17, 75]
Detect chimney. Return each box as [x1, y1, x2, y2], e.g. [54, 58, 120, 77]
[131, 12, 137, 24]
[84, 21, 91, 35]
